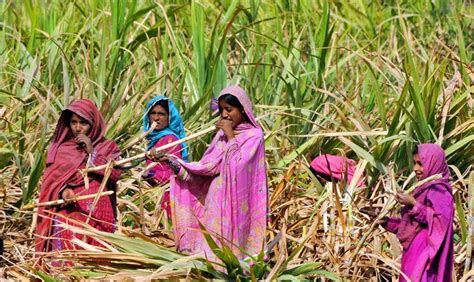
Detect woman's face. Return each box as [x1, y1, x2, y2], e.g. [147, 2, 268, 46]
[70, 113, 91, 137]
[413, 153, 424, 180]
[148, 104, 169, 131]
[218, 99, 244, 129]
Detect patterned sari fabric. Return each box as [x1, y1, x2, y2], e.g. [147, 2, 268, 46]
[383, 144, 454, 281]
[35, 99, 121, 260]
[170, 86, 268, 261]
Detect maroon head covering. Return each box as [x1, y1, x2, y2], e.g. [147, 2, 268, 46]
[46, 99, 106, 164]
[35, 99, 117, 252]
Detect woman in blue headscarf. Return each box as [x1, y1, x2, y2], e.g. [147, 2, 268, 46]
[143, 96, 188, 218]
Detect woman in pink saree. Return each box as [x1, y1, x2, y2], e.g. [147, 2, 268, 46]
[168, 85, 267, 261]
[381, 143, 454, 281]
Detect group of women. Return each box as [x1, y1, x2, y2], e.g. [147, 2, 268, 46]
[35, 85, 454, 281]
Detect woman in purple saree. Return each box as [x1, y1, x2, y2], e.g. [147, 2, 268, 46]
[382, 143, 454, 281]
[168, 85, 267, 261]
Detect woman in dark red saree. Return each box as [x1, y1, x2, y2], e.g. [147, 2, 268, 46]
[35, 99, 121, 261]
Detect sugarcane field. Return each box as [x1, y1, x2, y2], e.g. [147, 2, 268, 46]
[0, 0, 473, 281]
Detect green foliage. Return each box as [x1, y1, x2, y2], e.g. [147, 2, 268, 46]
[0, 0, 472, 279]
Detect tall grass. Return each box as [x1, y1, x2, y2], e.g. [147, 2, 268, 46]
[0, 0, 472, 280]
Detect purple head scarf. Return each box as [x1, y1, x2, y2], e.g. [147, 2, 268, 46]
[170, 85, 267, 261]
[417, 143, 450, 190]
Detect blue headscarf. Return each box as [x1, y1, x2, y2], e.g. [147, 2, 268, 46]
[143, 96, 188, 161]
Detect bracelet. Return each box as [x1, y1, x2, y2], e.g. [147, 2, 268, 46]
[87, 148, 97, 166]
[165, 159, 181, 174]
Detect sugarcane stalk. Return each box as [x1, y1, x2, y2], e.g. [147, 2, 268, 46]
[121, 121, 157, 151]
[85, 160, 114, 225]
[86, 124, 388, 174]
[348, 173, 442, 266]
[84, 108, 304, 173]
[437, 70, 461, 145]
[84, 125, 217, 172]
[22, 191, 115, 210]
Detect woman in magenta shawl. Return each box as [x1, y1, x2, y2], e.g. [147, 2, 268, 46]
[310, 154, 365, 187]
[381, 143, 454, 281]
[168, 85, 267, 261]
[35, 99, 121, 258]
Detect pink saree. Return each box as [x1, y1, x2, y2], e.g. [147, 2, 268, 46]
[170, 86, 267, 261]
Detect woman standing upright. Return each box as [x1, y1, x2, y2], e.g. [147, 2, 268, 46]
[381, 143, 454, 281]
[143, 96, 188, 218]
[167, 85, 267, 261]
[35, 99, 121, 257]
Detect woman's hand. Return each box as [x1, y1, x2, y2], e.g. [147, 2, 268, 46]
[61, 188, 76, 204]
[359, 207, 378, 218]
[360, 207, 386, 225]
[395, 191, 417, 207]
[215, 119, 235, 139]
[376, 217, 388, 226]
[165, 158, 182, 174]
[75, 134, 93, 154]
[148, 148, 166, 162]
[146, 150, 181, 174]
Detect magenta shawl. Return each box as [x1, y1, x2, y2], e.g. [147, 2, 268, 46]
[310, 154, 364, 187]
[170, 86, 267, 261]
[384, 143, 454, 281]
